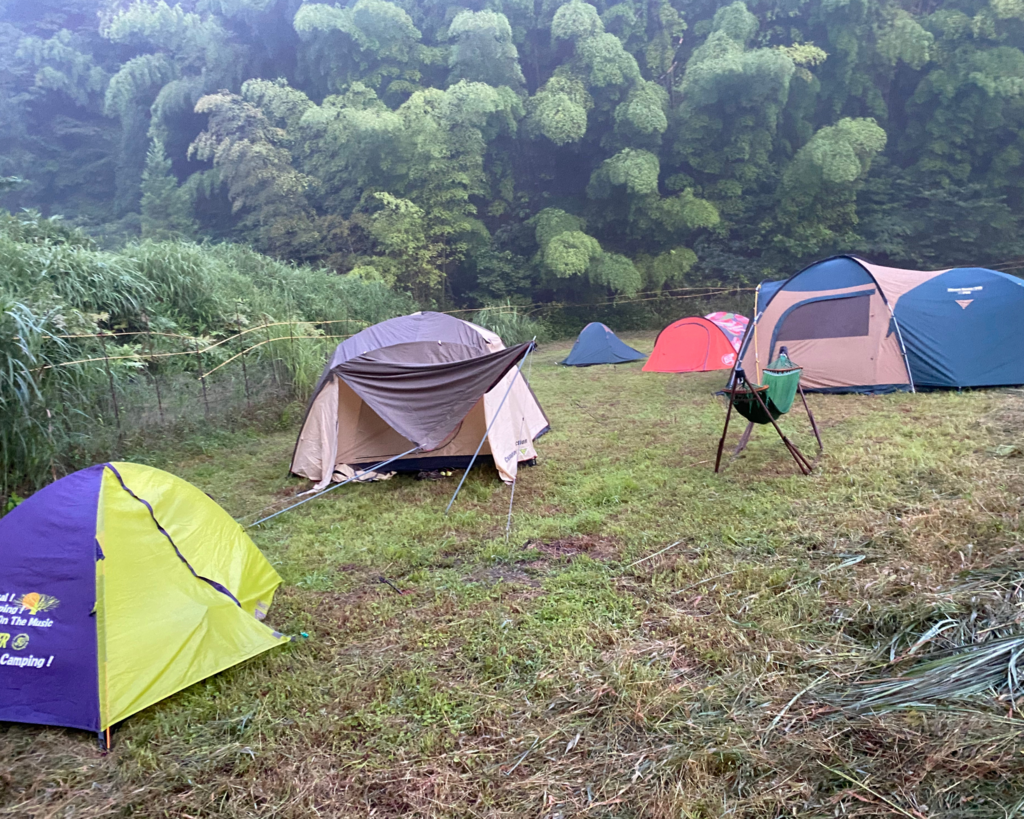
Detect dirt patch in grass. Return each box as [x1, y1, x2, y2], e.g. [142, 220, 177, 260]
[525, 534, 620, 561]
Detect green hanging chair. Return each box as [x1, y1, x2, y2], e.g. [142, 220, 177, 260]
[715, 349, 823, 474]
[730, 352, 802, 424]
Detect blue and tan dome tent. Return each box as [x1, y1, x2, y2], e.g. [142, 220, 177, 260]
[0, 463, 287, 744]
[560, 322, 646, 367]
[739, 255, 1024, 392]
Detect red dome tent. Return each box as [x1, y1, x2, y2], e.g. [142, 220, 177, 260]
[643, 312, 749, 373]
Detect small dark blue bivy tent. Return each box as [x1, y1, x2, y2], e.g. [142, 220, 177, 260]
[561, 322, 646, 366]
[739, 255, 1024, 392]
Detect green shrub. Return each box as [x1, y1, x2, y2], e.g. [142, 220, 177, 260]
[471, 304, 551, 346]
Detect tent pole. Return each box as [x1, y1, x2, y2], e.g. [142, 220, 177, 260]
[505, 478, 517, 542]
[881, 298, 915, 393]
[250, 445, 422, 527]
[446, 341, 535, 516]
[753, 283, 762, 385]
[725, 313, 754, 390]
[505, 411, 529, 540]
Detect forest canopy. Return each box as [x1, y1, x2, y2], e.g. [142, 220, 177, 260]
[2, 0, 1023, 307]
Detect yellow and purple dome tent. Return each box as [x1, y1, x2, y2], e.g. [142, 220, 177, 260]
[0, 463, 287, 740]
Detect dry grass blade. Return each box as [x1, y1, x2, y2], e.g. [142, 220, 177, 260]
[835, 635, 1024, 710]
[818, 763, 925, 819]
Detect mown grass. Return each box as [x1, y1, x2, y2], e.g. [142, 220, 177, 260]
[2, 335, 1023, 818]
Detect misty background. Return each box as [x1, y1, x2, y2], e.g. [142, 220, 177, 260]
[2, 0, 1023, 308]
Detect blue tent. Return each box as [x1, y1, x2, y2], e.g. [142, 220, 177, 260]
[560, 323, 646, 367]
[742, 256, 1024, 392]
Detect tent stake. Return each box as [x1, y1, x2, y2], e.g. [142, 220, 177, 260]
[446, 341, 535, 516]
[250, 445, 421, 527]
[732, 421, 755, 458]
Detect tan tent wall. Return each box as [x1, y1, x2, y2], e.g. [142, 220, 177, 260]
[483, 366, 546, 482]
[291, 313, 549, 487]
[857, 261, 948, 310]
[741, 281, 910, 391]
[291, 380, 340, 489]
[291, 372, 544, 486]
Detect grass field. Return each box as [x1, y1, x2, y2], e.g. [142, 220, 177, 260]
[3, 334, 1024, 818]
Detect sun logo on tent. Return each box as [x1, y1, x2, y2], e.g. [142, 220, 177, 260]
[18, 593, 60, 616]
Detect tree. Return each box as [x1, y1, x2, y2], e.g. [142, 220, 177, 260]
[365, 192, 446, 301]
[524, 75, 590, 145]
[293, 0, 425, 101]
[189, 89, 312, 244]
[447, 11, 525, 90]
[588, 148, 660, 197]
[140, 138, 196, 239]
[771, 117, 887, 258]
[530, 208, 641, 295]
[671, 1, 796, 211]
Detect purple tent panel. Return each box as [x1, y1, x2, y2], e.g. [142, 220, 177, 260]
[0, 465, 103, 732]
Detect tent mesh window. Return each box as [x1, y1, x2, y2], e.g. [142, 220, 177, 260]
[777, 294, 871, 341]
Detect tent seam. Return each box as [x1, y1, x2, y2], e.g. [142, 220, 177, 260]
[104, 464, 243, 609]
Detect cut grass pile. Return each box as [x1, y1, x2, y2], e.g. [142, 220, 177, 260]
[2, 336, 1023, 818]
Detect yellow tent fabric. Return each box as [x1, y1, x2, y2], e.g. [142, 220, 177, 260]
[95, 463, 286, 729]
[108, 463, 281, 618]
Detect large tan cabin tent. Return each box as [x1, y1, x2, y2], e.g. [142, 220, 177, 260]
[739, 255, 1024, 392]
[291, 312, 549, 488]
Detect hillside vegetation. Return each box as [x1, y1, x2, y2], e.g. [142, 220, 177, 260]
[2, 0, 1023, 307]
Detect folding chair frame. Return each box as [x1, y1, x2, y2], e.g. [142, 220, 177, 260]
[714, 370, 823, 475]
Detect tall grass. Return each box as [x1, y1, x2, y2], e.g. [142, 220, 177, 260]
[0, 212, 415, 501]
[471, 303, 550, 345]
[0, 298, 109, 501]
